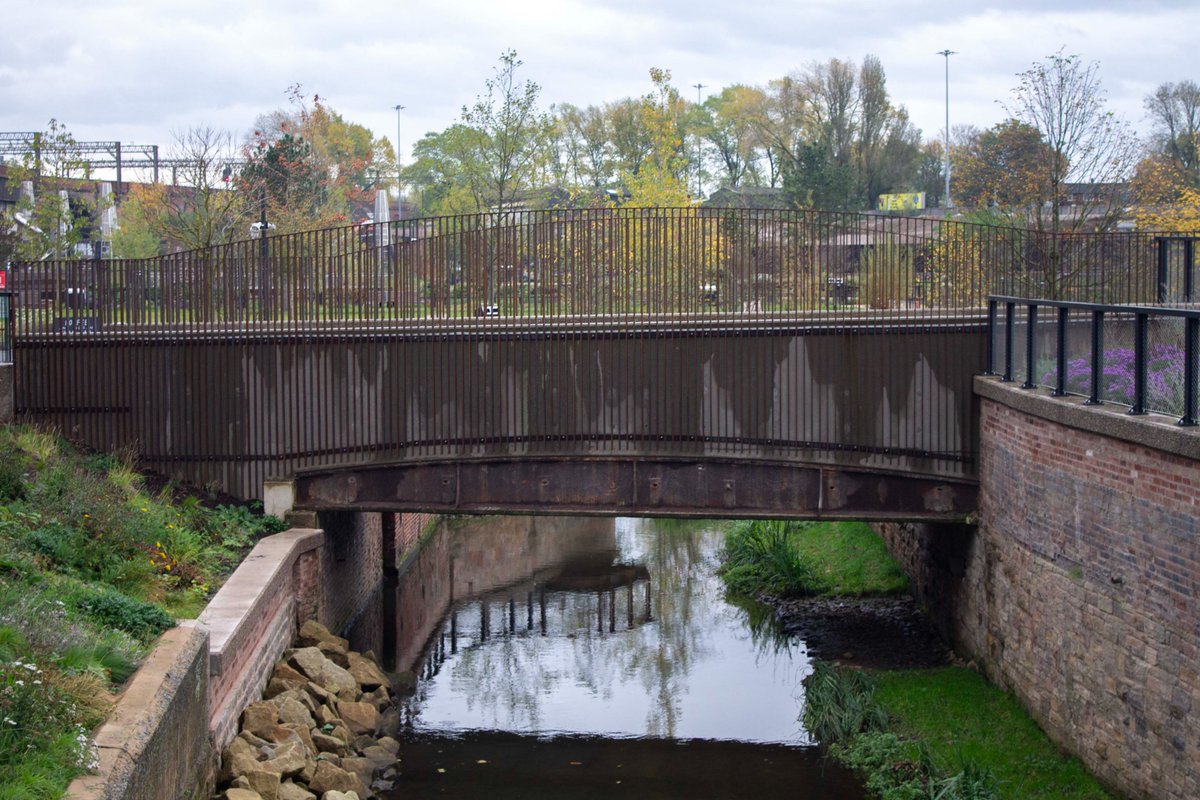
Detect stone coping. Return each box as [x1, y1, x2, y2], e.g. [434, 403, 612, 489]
[974, 375, 1200, 461]
[64, 622, 209, 800]
[198, 528, 322, 677]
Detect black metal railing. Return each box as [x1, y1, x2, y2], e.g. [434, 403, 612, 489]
[6, 207, 1197, 498]
[988, 295, 1200, 426]
[0, 291, 12, 365]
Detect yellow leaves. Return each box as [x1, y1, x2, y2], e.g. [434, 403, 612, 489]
[1131, 155, 1200, 234]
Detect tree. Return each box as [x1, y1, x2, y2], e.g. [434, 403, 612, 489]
[1131, 154, 1200, 233]
[953, 120, 1052, 209]
[404, 124, 489, 216]
[8, 120, 96, 260]
[109, 186, 162, 258]
[695, 85, 767, 189]
[1144, 80, 1200, 185]
[607, 97, 655, 178]
[619, 68, 690, 207]
[240, 88, 395, 232]
[119, 126, 247, 252]
[461, 50, 551, 213]
[1003, 51, 1140, 296]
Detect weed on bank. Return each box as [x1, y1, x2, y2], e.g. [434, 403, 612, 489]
[0, 425, 285, 798]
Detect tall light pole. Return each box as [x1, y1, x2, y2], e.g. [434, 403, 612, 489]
[692, 83, 706, 198]
[937, 50, 957, 210]
[393, 104, 405, 221]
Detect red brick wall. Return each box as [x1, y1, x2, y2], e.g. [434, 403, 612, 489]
[880, 394, 1200, 800]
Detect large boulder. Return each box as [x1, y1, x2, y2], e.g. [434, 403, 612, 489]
[296, 620, 348, 651]
[346, 653, 389, 691]
[221, 737, 263, 785]
[277, 782, 316, 800]
[336, 702, 380, 736]
[243, 769, 282, 800]
[259, 739, 307, 778]
[241, 701, 280, 740]
[288, 648, 359, 697]
[308, 761, 367, 797]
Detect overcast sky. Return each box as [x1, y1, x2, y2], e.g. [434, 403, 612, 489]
[2, 0, 1197, 175]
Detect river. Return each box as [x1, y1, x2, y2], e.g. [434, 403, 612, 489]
[371, 515, 867, 799]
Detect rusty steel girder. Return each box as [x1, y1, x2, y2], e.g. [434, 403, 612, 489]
[293, 457, 977, 521]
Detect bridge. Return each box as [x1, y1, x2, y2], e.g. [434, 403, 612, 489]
[4, 207, 1187, 519]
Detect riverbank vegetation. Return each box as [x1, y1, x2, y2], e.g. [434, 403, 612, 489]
[717, 520, 1114, 800]
[720, 519, 908, 597]
[0, 424, 285, 799]
[803, 663, 1114, 800]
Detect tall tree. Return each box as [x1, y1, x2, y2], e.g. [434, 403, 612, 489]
[1144, 80, 1200, 184]
[1002, 51, 1140, 295]
[8, 120, 96, 260]
[696, 85, 767, 189]
[461, 49, 551, 213]
[121, 126, 247, 252]
[952, 120, 1052, 209]
[620, 68, 690, 207]
[607, 97, 655, 179]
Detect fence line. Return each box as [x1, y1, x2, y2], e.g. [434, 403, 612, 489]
[7, 208, 1193, 500]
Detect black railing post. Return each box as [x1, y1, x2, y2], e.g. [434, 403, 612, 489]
[1023, 303, 1038, 389]
[1183, 316, 1199, 427]
[985, 299, 997, 375]
[1185, 238, 1195, 303]
[1054, 306, 1068, 396]
[1130, 312, 1147, 415]
[1156, 237, 1170, 303]
[1086, 309, 1105, 405]
[1003, 301, 1015, 382]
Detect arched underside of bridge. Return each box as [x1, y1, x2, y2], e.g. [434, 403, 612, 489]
[292, 457, 978, 521]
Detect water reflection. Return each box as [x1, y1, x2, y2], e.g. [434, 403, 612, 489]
[391, 517, 817, 745]
[377, 516, 868, 799]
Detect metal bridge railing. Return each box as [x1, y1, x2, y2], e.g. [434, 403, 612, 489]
[0, 290, 13, 365]
[988, 295, 1200, 426]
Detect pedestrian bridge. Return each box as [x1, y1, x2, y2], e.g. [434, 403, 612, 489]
[7, 207, 1175, 519]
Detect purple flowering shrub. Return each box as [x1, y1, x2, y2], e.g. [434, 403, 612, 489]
[1040, 344, 1187, 412]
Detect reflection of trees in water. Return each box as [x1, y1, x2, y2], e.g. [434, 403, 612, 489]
[405, 518, 740, 739]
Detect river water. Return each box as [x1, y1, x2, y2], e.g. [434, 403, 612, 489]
[374, 516, 867, 799]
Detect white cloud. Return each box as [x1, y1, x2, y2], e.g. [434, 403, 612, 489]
[1, 0, 1196, 164]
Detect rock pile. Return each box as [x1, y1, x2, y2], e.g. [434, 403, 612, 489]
[216, 620, 412, 800]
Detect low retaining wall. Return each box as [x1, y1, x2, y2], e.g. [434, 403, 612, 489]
[201, 527, 325, 750]
[879, 378, 1200, 800]
[64, 510, 435, 799]
[64, 622, 211, 800]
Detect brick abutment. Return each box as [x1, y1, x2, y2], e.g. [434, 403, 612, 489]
[878, 380, 1200, 800]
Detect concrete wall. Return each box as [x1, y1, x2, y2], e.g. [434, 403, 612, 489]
[879, 377, 1200, 800]
[67, 509, 420, 799]
[64, 623, 211, 800]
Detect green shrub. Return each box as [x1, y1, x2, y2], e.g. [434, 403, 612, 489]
[721, 520, 824, 597]
[802, 661, 889, 746]
[0, 457, 25, 502]
[66, 587, 174, 642]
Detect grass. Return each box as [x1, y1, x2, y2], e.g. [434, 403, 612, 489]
[0, 423, 288, 796]
[873, 668, 1115, 800]
[720, 519, 908, 598]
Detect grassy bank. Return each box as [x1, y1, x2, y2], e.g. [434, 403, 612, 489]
[873, 668, 1113, 799]
[0, 425, 285, 799]
[720, 519, 908, 597]
[803, 663, 1115, 800]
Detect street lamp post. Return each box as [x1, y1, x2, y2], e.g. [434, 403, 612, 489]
[692, 83, 706, 198]
[937, 50, 957, 210]
[393, 104, 405, 222]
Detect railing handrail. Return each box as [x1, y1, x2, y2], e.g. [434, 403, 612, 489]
[987, 294, 1200, 426]
[990, 294, 1200, 320]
